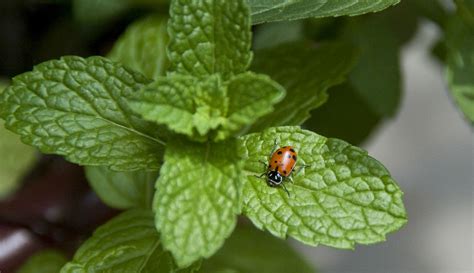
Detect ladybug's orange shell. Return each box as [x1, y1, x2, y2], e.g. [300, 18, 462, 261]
[268, 146, 297, 177]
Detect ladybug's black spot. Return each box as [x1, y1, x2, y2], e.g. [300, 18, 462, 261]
[290, 148, 295, 153]
[275, 166, 279, 171]
[283, 170, 287, 174]
[274, 160, 277, 163]
[277, 151, 282, 155]
[293, 155, 297, 160]
[287, 155, 291, 159]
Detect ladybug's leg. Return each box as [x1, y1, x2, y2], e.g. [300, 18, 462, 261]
[255, 161, 268, 179]
[288, 176, 294, 183]
[294, 164, 310, 176]
[281, 183, 290, 197]
[259, 160, 267, 170]
[268, 139, 279, 158]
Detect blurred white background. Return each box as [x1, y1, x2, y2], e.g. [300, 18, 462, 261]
[295, 22, 473, 273]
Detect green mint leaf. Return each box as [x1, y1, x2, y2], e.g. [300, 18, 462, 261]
[0, 56, 165, 171]
[130, 75, 227, 141]
[18, 250, 67, 273]
[85, 166, 158, 209]
[239, 126, 407, 249]
[108, 15, 169, 80]
[445, 15, 474, 123]
[131, 72, 283, 141]
[167, 0, 252, 79]
[248, 41, 358, 132]
[304, 84, 381, 145]
[154, 138, 242, 267]
[347, 16, 401, 117]
[61, 210, 200, 273]
[249, 0, 400, 24]
[0, 82, 37, 199]
[217, 72, 285, 140]
[199, 225, 314, 273]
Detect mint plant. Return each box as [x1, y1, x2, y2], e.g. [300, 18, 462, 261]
[86, 166, 158, 209]
[2, 0, 431, 272]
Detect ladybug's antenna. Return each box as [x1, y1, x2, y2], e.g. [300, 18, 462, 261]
[281, 183, 290, 197]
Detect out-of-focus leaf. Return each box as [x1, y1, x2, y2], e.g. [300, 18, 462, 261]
[302, 18, 344, 42]
[0, 81, 36, 199]
[304, 84, 381, 145]
[432, 38, 447, 63]
[253, 21, 304, 50]
[18, 250, 67, 273]
[346, 16, 402, 117]
[73, 0, 129, 26]
[454, 0, 474, 26]
[72, 0, 169, 27]
[445, 14, 474, 123]
[85, 166, 158, 209]
[249, 41, 358, 132]
[383, 0, 419, 44]
[412, 0, 448, 26]
[108, 15, 169, 80]
[199, 224, 315, 273]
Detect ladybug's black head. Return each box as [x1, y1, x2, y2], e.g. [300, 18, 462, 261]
[267, 170, 283, 186]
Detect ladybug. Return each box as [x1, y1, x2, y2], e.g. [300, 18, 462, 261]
[258, 142, 304, 196]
